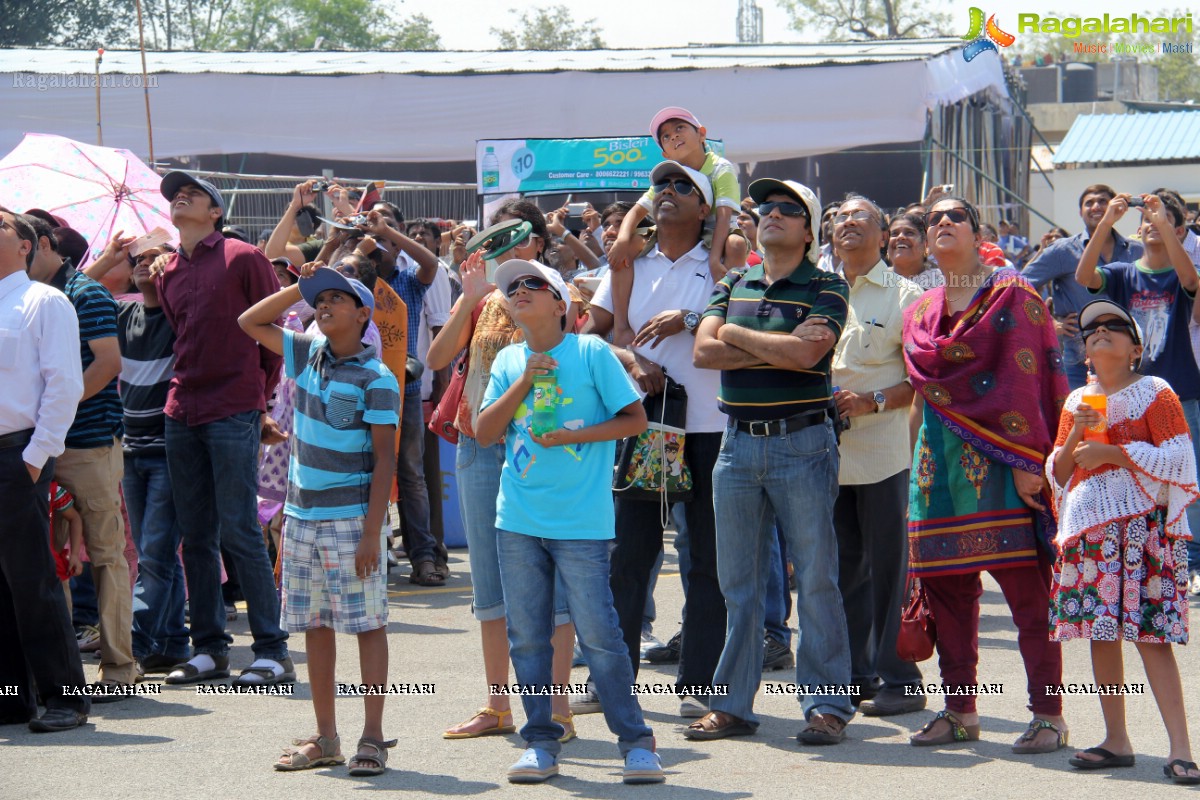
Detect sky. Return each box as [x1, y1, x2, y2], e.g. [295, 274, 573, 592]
[400, 0, 1186, 51]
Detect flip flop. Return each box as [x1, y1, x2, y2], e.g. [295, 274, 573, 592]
[443, 707, 516, 739]
[1164, 759, 1200, 785]
[1069, 747, 1135, 770]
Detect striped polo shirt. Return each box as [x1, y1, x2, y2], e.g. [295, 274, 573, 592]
[283, 329, 401, 521]
[702, 259, 849, 421]
[52, 263, 124, 448]
[117, 301, 175, 456]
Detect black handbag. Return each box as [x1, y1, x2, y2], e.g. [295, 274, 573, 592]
[613, 373, 693, 512]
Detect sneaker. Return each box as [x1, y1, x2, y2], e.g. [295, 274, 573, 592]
[679, 695, 709, 718]
[507, 747, 558, 783]
[644, 630, 681, 664]
[762, 636, 794, 671]
[1190, 570, 1200, 597]
[623, 747, 665, 784]
[571, 639, 586, 668]
[76, 624, 101, 653]
[639, 630, 663, 660]
[569, 687, 602, 715]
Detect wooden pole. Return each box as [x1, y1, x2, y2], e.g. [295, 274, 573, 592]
[135, 0, 155, 165]
[94, 48, 104, 145]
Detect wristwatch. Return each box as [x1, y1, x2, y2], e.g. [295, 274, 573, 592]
[683, 310, 700, 333]
[873, 390, 887, 414]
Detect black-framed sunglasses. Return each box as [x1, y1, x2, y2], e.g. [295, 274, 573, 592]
[925, 208, 972, 227]
[756, 201, 809, 219]
[652, 179, 697, 197]
[505, 276, 561, 300]
[1081, 320, 1136, 341]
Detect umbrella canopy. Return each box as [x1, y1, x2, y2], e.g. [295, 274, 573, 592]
[0, 133, 176, 267]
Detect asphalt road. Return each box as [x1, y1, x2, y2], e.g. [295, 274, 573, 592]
[2, 539, 1198, 800]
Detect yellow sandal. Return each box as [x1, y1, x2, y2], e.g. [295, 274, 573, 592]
[554, 712, 576, 744]
[443, 707, 516, 739]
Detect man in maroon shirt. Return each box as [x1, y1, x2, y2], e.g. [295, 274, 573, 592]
[153, 171, 293, 686]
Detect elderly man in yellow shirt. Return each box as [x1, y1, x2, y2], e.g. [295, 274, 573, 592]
[828, 194, 926, 716]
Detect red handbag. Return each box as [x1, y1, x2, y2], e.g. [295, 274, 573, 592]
[427, 298, 486, 445]
[896, 577, 937, 662]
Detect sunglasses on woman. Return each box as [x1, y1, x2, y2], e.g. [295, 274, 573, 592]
[652, 179, 697, 197]
[1081, 320, 1135, 341]
[505, 276, 561, 300]
[925, 208, 972, 227]
[756, 201, 809, 219]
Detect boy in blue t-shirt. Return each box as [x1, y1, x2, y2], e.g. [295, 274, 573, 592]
[475, 259, 663, 785]
[239, 265, 400, 776]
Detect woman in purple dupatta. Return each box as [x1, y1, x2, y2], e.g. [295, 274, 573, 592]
[903, 197, 1071, 754]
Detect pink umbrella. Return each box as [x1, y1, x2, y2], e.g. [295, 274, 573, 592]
[0, 133, 176, 267]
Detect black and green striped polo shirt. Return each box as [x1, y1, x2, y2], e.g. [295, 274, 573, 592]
[702, 260, 849, 421]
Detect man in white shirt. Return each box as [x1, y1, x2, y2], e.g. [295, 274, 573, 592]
[0, 207, 89, 732]
[578, 162, 727, 716]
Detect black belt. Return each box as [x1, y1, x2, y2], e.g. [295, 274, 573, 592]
[0, 428, 34, 450]
[734, 411, 826, 437]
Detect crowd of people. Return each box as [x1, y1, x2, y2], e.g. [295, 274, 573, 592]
[3, 104, 1200, 786]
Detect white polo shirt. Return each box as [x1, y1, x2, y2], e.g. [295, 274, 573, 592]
[592, 242, 725, 433]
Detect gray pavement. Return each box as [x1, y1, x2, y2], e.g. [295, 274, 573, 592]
[2, 539, 1198, 800]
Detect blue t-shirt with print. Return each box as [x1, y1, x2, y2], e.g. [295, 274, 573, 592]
[482, 333, 640, 540]
[1097, 260, 1200, 400]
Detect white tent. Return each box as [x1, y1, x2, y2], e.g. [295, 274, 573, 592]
[0, 40, 1007, 165]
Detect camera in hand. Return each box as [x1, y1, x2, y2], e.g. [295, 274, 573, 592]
[310, 180, 330, 193]
[1126, 197, 1146, 208]
[565, 202, 588, 234]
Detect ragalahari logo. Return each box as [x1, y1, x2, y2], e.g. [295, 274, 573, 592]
[961, 7, 1016, 61]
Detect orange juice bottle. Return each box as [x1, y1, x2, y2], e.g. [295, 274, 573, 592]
[1080, 374, 1108, 443]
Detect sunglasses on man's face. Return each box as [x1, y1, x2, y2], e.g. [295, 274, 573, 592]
[925, 208, 972, 227]
[833, 210, 880, 226]
[1081, 320, 1135, 341]
[505, 276, 561, 300]
[756, 201, 809, 220]
[652, 179, 697, 197]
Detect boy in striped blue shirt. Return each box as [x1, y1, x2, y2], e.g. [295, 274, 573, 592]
[240, 264, 400, 776]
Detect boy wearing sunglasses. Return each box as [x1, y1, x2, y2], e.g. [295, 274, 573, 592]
[473, 260, 663, 785]
[1077, 191, 1200, 596]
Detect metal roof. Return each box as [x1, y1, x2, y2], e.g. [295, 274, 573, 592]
[1053, 111, 1200, 165]
[0, 39, 965, 76]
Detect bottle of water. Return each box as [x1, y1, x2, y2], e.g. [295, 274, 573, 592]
[531, 367, 558, 436]
[285, 310, 303, 332]
[481, 146, 500, 190]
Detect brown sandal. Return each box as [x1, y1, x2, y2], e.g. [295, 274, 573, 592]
[410, 561, 445, 587]
[1012, 718, 1068, 754]
[683, 710, 754, 740]
[347, 736, 396, 776]
[274, 734, 346, 771]
[909, 710, 980, 747]
[797, 713, 847, 745]
[443, 707, 516, 739]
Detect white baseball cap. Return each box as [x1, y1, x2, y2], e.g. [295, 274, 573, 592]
[492, 259, 574, 328]
[649, 160, 714, 207]
[748, 178, 822, 265]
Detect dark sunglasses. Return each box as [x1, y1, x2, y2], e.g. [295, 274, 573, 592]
[925, 208, 972, 227]
[1081, 320, 1136, 341]
[505, 276, 561, 299]
[652, 179, 697, 197]
[756, 201, 809, 219]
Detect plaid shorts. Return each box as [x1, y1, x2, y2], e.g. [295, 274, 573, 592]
[281, 515, 387, 635]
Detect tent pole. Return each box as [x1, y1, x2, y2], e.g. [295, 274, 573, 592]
[94, 49, 103, 146]
[135, 0, 155, 165]
[929, 135, 1057, 229]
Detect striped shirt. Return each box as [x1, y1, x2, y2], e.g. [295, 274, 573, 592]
[117, 301, 175, 455]
[385, 253, 430, 396]
[702, 259, 849, 421]
[283, 329, 400, 521]
[52, 263, 123, 449]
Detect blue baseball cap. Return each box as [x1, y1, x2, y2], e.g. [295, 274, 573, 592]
[160, 170, 226, 214]
[298, 267, 374, 311]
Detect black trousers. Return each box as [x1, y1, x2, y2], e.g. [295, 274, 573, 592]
[0, 447, 89, 719]
[833, 469, 922, 689]
[607, 431, 726, 690]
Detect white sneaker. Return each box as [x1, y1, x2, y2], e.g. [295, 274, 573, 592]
[1189, 570, 1200, 597]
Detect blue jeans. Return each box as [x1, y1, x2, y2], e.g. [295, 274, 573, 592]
[764, 526, 791, 647]
[69, 566, 99, 628]
[165, 411, 287, 660]
[398, 393, 435, 566]
[124, 453, 189, 661]
[498, 530, 654, 757]
[456, 435, 568, 626]
[711, 420, 855, 725]
[1180, 399, 1200, 570]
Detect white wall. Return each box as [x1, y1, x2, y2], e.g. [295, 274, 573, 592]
[1052, 164, 1200, 237]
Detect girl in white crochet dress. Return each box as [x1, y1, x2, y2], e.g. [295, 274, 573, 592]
[1048, 300, 1200, 784]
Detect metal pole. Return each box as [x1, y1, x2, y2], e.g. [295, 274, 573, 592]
[94, 48, 104, 145]
[135, 0, 155, 164]
[929, 135, 1058, 229]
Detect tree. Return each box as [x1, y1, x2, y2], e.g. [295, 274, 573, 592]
[491, 4, 605, 50]
[1, 0, 136, 48]
[776, 0, 951, 40]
